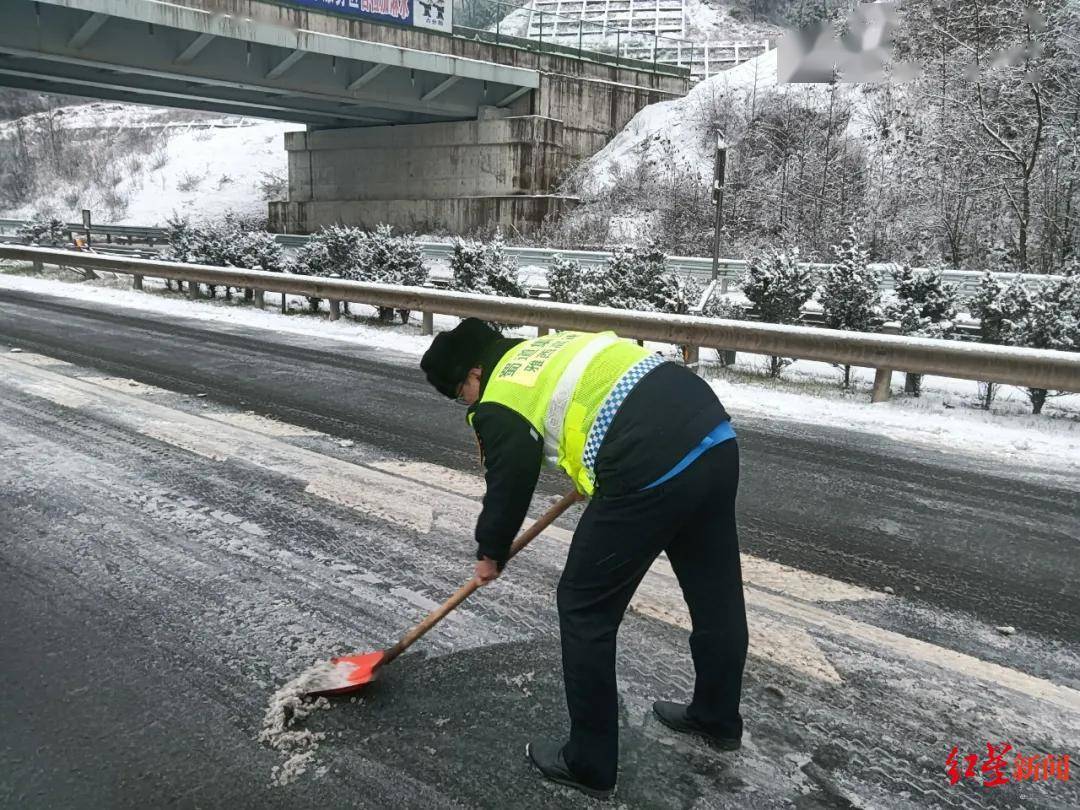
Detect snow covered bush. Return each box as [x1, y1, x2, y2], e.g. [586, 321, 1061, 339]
[162, 213, 285, 299]
[653, 269, 706, 316]
[701, 295, 747, 321]
[312, 226, 367, 276]
[578, 244, 662, 311]
[17, 216, 67, 247]
[449, 233, 525, 299]
[968, 271, 1019, 409]
[883, 263, 959, 396]
[576, 242, 703, 315]
[355, 225, 428, 322]
[449, 233, 525, 330]
[162, 216, 202, 264]
[546, 246, 702, 315]
[967, 270, 1079, 413]
[739, 247, 816, 377]
[546, 255, 585, 304]
[232, 229, 286, 274]
[999, 273, 1079, 414]
[289, 238, 333, 312]
[819, 227, 883, 388]
[290, 225, 365, 313]
[888, 265, 959, 338]
[289, 225, 428, 321]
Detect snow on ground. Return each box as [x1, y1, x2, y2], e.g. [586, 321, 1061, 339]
[3, 267, 1078, 479]
[112, 118, 301, 226]
[0, 102, 302, 226]
[681, 0, 784, 41]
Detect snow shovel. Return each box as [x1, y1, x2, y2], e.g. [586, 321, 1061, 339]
[304, 488, 582, 698]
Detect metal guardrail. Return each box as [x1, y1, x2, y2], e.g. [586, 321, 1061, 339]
[0, 218, 1055, 297]
[3, 245, 1078, 394]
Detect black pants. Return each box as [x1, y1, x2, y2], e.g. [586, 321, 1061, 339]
[557, 439, 746, 790]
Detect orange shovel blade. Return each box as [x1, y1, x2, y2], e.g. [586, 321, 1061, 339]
[303, 650, 386, 698]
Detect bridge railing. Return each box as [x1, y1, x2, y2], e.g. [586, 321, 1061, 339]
[3, 244, 1077, 398]
[452, 0, 696, 75]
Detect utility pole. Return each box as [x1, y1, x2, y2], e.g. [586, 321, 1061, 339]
[710, 136, 728, 283]
[710, 137, 736, 368]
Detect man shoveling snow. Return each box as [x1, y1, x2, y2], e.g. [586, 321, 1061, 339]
[420, 319, 747, 799]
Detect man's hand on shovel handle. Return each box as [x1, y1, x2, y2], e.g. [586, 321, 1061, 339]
[473, 557, 501, 587]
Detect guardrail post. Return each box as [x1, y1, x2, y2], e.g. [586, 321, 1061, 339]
[187, 281, 201, 300]
[32, 259, 43, 273]
[681, 344, 700, 371]
[422, 311, 434, 335]
[254, 289, 265, 309]
[329, 299, 341, 321]
[132, 274, 143, 291]
[715, 269, 737, 366]
[871, 367, 893, 403]
[537, 325, 549, 337]
[871, 323, 900, 403]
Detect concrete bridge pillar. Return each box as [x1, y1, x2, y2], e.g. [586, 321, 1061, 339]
[269, 111, 577, 236]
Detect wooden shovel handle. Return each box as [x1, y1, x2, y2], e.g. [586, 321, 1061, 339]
[381, 488, 581, 665]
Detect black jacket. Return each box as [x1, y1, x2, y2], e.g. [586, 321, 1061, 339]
[466, 339, 730, 564]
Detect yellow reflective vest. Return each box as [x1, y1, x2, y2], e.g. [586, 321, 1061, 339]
[467, 331, 664, 496]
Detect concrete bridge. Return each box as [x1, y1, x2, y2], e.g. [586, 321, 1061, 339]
[2, 0, 688, 234]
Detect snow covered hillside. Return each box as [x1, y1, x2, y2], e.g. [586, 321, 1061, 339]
[578, 47, 873, 198]
[0, 102, 301, 226]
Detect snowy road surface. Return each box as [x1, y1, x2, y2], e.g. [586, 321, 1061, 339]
[1, 289, 1078, 808]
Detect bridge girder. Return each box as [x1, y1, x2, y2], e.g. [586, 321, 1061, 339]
[3, 0, 540, 127]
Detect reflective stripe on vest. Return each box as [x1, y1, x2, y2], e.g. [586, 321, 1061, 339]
[542, 334, 619, 466]
[581, 352, 666, 476]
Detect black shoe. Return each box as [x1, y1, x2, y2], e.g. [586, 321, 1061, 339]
[525, 740, 615, 800]
[652, 701, 741, 750]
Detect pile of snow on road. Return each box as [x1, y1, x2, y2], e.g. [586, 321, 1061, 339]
[259, 661, 341, 787]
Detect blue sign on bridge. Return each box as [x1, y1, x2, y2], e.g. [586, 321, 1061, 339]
[285, 0, 451, 33]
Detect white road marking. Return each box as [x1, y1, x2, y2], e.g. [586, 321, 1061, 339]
[206, 411, 323, 437]
[3, 356, 433, 535]
[632, 561, 844, 685]
[368, 459, 488, 498]
[4, 353, 1078, 711]
[141, 421, 232, 462]
[304, 472, 433, 535]
[16, 379, 95, 408]
[74, 375, 165, 396]
[4, 350, 73, 367]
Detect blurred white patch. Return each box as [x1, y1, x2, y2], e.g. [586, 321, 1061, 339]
[779, 2, 919, 84]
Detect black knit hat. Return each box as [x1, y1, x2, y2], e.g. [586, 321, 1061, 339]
[420, 318, 503, 398]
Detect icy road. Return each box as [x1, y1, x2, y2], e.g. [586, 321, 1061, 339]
[0, 288, 1077, 809]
